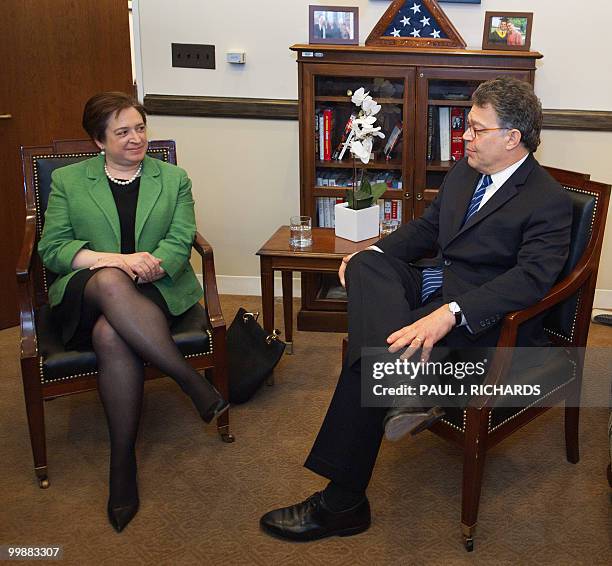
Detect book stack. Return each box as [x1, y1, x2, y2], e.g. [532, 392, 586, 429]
[316, 197, 345, 228]
[315, 108, 404, 163]
[427, 106, 469, 162]
[377, 198, 402, 226]
[316, 170, 402, 189]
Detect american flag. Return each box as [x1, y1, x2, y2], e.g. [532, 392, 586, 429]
[383, 2, 448, 39]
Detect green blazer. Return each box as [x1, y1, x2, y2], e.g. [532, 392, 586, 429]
[38, 154, 203, 315]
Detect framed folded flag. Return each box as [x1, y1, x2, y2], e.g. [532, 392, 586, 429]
[366, 0, 466, 48]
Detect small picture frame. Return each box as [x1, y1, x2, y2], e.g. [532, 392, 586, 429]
[309, 5, 359, 45]
[482, 12, 533, 51]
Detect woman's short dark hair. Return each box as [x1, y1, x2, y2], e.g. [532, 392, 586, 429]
[472, 77, 542, 152]
[82, 92, 146, 142]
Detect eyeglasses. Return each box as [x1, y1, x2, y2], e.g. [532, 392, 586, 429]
[464, 123, 508, 138]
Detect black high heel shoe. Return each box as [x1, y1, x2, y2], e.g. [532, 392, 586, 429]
[107, 497, 140, 533]
[201, 397, 230, 424]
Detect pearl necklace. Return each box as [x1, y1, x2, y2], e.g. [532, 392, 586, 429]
[104, 162, 143, 186]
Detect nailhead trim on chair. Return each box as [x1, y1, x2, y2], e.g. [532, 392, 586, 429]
[441, 410, 467, 432]
[39, 329, 213, 384]
[488, 358, 577, 433]
[543, 185, 598, 344]
[439, 357, 577, 434]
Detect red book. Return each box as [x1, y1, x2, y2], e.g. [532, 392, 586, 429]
[450, 107, 465, 161]
[323, 109, 332, 161]
[391, 199, 398, 221]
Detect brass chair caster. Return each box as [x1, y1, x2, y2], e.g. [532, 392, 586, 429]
[464, 537, 474, 552]
[35, 467, 49, 489]
[220, 432, 235, 443]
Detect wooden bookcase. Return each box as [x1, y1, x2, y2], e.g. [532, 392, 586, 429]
[290, 44, 542, 332]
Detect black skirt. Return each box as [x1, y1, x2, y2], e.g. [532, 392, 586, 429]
[53, 268, 173, 350]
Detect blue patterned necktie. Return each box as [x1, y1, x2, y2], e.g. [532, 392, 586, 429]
[420, 174, 493, 303]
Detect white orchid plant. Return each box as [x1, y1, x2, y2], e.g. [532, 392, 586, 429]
[346, 87, 388, 210]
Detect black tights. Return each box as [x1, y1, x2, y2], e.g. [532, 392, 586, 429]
[85, 268, 221, 505]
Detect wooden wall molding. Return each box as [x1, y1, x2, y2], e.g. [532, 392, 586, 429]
[541, 109, 612, 131]
[144, 94, 612, 131]
[144, 94, 298, 120]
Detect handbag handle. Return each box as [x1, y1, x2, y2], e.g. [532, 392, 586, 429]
[243, 311, 282, 344]
[266, 329, 281, 344]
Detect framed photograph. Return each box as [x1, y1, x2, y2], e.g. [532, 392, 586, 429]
[482, 12, 533, 51]
[309, 5, 359, 45]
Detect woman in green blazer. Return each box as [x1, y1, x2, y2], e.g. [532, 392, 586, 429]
[38, 92, 228, 532]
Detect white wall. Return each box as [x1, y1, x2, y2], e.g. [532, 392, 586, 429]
[134, 0, 612, 302]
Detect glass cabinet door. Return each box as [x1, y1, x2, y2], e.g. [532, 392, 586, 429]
[415, 67, 532, 217]
[303, 65, 415, 229]
[300, 64, 415, 316]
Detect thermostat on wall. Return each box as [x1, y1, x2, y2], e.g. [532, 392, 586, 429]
[226, 51, 246, 64]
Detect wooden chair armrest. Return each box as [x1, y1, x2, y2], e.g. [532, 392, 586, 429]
[467, 265, 592, 410]
[497, 265, 592, 346]
[16, 215, 36, 281]
[193, 231, 213, 259]
[193, 232, 225, 329]
[16, 216, 38, 359]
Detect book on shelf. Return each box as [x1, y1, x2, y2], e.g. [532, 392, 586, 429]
[426, 106, 434, 161]
[464, 107, 470, 154]
[450, 106, 465, 161]
[324, 195, 332, 227]
[427, 106, 440, 162]
[318, 113, 325, 161]
[317, 197, 328, 227]
[323, 109, 332, 161]
[383, 121, 403, 160]
[439, 107, 450, 162]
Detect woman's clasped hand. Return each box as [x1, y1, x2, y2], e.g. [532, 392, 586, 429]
[90, 251, 164, 283]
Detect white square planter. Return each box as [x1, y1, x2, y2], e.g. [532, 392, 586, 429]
[334, 202, 380, 242]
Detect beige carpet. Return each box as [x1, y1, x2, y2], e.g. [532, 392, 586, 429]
[1, 295, 611, 565]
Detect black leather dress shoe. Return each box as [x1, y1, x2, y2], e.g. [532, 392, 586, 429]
[383, 406, 445, 441]
[260, 492, 371, 541]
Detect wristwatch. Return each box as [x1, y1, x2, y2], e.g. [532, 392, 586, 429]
[448, 301, 462, 326]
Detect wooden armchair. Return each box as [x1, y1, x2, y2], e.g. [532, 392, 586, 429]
[428, 167, 610, 550]
[17, 139, 233, 490]
[337, 166, 610, 550]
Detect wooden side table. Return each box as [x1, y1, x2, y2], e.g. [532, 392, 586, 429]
[256, 226, 378, 353]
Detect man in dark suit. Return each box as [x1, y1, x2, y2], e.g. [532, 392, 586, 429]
[260, 77, 573, 541]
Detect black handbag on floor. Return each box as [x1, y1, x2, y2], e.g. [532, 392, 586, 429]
[227, 308, 285, 403]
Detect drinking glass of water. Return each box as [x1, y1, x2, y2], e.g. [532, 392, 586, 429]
[290, 215, 312, 248]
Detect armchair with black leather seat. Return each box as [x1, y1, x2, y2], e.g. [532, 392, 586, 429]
[429, 167, 610, 550]
[339, 166, 610, 550]
[17, 138, 234, 490]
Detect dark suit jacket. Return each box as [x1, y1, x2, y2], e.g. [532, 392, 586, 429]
[38, 154, 203, 315]
[375, 154, 573, 346]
